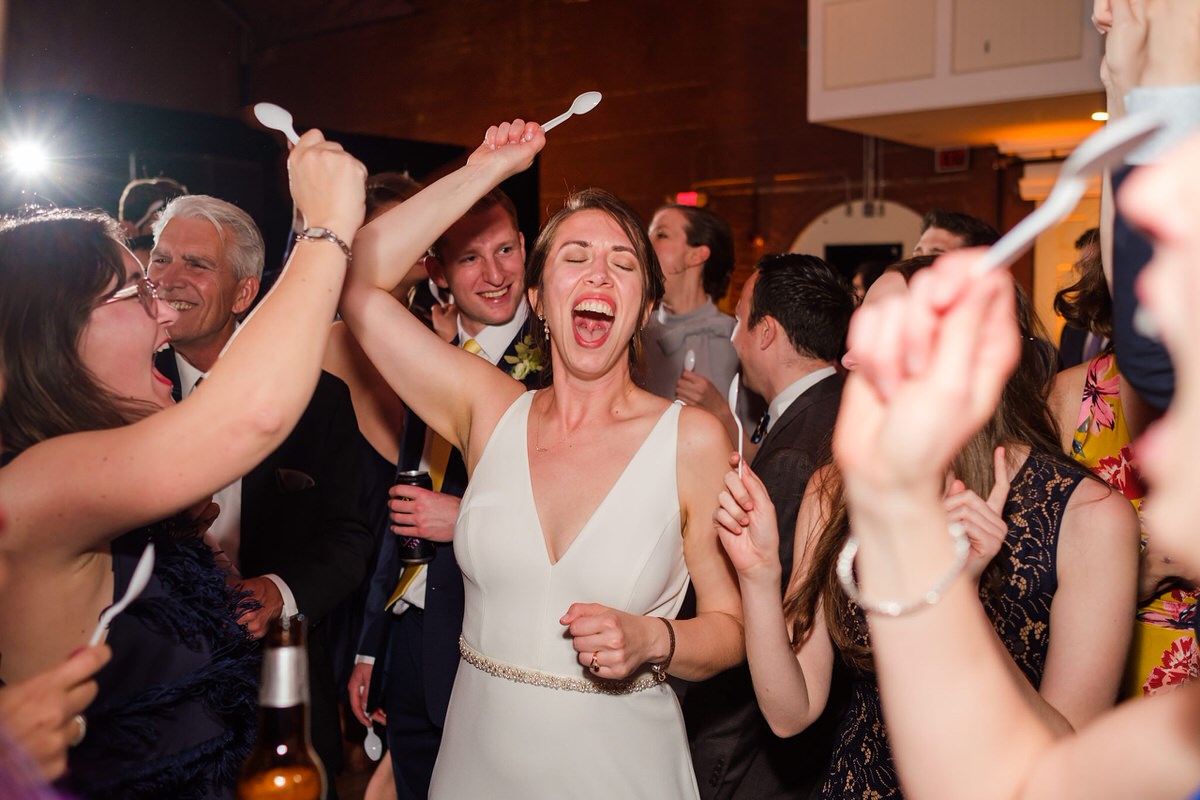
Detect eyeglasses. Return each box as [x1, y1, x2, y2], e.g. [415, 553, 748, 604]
[101, 273, 160, 318]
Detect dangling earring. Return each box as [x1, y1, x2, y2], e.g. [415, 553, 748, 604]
[541, 315, 550, 340]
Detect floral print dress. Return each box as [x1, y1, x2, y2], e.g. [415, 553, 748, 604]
[1072, 351, 1199, 697]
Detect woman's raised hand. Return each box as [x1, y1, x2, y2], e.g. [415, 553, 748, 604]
[944, 447, 1011, 582]
[1097, 0, 1148, 107]
[467, 119, 546, 180]
[713, 456, 783, 585]
[833, 252, 1020, 501]
[287, 129, 368, 242]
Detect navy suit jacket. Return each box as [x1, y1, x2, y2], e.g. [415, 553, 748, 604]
[156, 350, 374, 778]
[686, 373, 845, 800]
[1112, 165, 1174, 409]
[356, 321, 542, 726]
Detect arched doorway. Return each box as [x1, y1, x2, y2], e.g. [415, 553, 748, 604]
[790, 200, 922, 279]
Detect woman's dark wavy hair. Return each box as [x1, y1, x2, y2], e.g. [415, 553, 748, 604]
[0, 208, 157, 455]
[656, 203, 736, 301]
[526, 188, 665, 379]
[785, 255, 1068, 673]
[1052, 228, 1110, 339]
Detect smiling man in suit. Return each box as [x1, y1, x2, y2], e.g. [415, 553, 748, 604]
[149, 195, 373, 797]
[347, 188, 545, 800]
[686, 252, 856, 800]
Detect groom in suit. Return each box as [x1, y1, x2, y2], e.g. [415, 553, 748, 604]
[349, 188, 544, 800]
[149, 196, 373, 797]
[686, 253, 856, 800]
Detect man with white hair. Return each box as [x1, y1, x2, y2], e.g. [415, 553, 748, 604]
[151, 195, 373, 797]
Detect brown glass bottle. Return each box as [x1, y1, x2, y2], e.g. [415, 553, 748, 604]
[237, 615, 327, 800]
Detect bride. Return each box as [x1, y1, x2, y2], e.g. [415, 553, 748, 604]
[342, 120, 744, 798]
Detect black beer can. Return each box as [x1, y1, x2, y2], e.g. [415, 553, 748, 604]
[393, 469, 436, 565]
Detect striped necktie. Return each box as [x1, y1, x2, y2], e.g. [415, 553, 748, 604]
[750, 412, 771, 444]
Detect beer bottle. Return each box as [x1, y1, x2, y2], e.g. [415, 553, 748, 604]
[237, 615, 327, 800]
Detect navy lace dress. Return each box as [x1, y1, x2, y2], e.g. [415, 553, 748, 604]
[58, 520, 260, 799]
[821, 449, 1089, 799]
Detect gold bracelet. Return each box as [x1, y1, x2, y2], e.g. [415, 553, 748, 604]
[294, 226, 352, 261]
[836, 522, 969, 617]
[649, 617, 675, 683]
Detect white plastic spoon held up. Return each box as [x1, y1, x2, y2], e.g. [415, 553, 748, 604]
[973, 111, 1165, 274]
[89, 542, 155, 646]
[727, 374, 744, 476]
[253, 102, 301, 145]
[541, 91, 603, 133]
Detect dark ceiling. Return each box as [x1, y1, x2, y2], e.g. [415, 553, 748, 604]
[214, 0, 417, 48]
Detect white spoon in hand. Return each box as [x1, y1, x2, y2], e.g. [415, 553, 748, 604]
[89, 542, 155, 646]
[541, 91, 602, 133]
[253, 102, 301, 145]
[727, 374, 744, 476]
[973, 111, 1165, 274]
[683, 349, 696, 373]
[363, 724, 383, 762]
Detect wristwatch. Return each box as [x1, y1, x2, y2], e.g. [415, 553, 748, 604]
[294, 226, 352, 261]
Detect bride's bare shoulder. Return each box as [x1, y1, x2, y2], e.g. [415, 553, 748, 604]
[676, 403, 734, 459]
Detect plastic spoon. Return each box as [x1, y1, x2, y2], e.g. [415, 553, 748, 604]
[683, 349, 696, 373]
[363, 725, 383, 762]
[541, 91, 603, 133]
[89, 542, 155, 646]
[974, 111, 1165, 274]
[727, 374, 744, 476]
[253, 102, 301, 145]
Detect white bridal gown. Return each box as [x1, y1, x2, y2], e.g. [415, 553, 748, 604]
[429, 391, 699, 799]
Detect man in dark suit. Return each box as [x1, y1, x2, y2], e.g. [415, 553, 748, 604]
[686, 253, 856, 800]
[149, 196, 374, 798]
[348, 189, 544, 800]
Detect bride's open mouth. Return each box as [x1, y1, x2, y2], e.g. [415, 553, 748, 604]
[572, 298, 615, 346]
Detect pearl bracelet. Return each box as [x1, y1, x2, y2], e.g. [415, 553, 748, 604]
[836, 522, 970, 617]
[294, 226, 352, 261]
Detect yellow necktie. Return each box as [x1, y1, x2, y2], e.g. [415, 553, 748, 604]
[386, 564, 423, 611]
[386, 337, 487, 611]
[427, 339, 483, 490]
[427, 435, 452, 494]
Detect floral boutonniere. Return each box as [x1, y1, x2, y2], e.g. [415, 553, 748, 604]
[504, 335, 545, 381]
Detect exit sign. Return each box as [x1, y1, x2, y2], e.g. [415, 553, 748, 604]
[674, 190, 708, 207]
[935, 146, 970, 174]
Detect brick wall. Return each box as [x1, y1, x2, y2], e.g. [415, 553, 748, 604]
[4, 0, 1034, 298]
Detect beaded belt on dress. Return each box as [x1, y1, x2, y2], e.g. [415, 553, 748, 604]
[458, 636, 660, 695]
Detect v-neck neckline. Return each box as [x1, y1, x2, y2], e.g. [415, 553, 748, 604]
[524, 399, 676, 567]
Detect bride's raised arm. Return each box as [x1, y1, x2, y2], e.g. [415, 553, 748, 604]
[341, 120, 544, 463]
